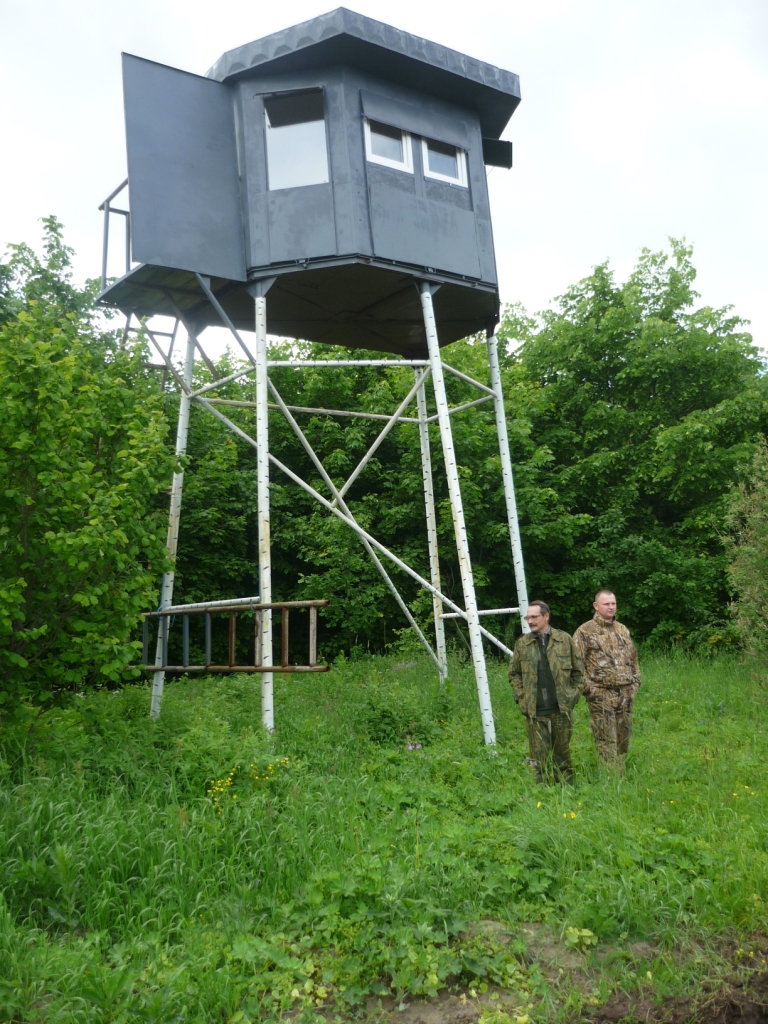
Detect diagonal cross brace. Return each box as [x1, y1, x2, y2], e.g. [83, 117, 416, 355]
[194, 272, 257, 367]
[189, 396, 513, 657]
[270, 449, 513, 657]
[332, 368, 430, 506]
[267, 378, 442, 673]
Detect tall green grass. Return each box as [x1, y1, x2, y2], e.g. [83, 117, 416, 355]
[1, 652, 766, 1021]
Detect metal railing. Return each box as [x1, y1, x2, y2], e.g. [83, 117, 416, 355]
[99, 178, 130, 291]
[141, 596, 330, 674]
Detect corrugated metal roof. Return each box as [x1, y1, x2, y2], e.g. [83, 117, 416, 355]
[206, 7, 520, 139]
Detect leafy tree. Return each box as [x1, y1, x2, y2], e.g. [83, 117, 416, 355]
[498, 240, 767, 644]
[725, 436, 768, 654]
[4, 225, 758, 686]
[175, 242, 764, 655]
[0, 221, 176, 713]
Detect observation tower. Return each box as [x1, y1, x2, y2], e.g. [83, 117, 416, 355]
[98, 8, 530, 744]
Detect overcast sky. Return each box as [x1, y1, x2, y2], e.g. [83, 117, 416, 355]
[2, 0, 766, 351]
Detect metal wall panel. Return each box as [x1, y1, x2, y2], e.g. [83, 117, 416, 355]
[122, 54, 246, 281]
[360, 90, 471, 149]
[267, 183, 337, 263]
[369, 184, 481, 278]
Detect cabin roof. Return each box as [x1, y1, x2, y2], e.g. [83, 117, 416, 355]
[206, 7, 520, 139]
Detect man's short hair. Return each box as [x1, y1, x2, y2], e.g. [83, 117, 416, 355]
[528, 600, 550, 617]
[594, 589, 615, 602]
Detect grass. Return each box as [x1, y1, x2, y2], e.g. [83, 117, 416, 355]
[1, 650, 767, 1022]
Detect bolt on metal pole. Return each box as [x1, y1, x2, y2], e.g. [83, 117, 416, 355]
[416, 370, 447, 681]
[150, 331, 197, 717]
[486, 333, 530, 635]
[254, 292, 274, 731]
[419, 282, 496, 745]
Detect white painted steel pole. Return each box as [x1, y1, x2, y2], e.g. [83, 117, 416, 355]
[486, 334, 530, 635]
[416, 371, 447, 681]
[419, 283, 496, 745]
[150, 332, 196, 717]
[254, 294, 274, 731]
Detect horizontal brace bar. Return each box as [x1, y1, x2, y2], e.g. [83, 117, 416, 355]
[191, 360, 426, 400]
[108, 208, 130, 217]
[441, 606, 519, 619]
[146, 597, 329, 617]
[278, 403, 418, 424]
[207, 397, 419, 424]
[139, 665, 330, 674]
[98, 177, 128, 210]
[267, 360, 429, 368]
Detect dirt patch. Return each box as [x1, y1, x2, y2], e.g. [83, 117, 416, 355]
[362, 979, 768, 1024]
[590, 972, 768, 1024]
[329, 927, 768, 1024]
[364, 990, 487, 1022]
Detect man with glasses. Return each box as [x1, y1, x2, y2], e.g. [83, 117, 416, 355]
[574, 590, 640, 771]
[508, 601, 585, 785]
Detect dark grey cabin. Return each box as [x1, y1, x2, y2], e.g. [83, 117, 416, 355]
[99, 8, 520, 355]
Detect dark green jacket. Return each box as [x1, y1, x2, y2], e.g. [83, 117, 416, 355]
[508, 628, 586, 719]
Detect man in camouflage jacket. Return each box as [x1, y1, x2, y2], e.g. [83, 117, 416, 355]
[508, 600, 586, 784]
[573, 590, 641, 770]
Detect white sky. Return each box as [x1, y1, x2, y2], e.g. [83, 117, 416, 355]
[2, 0, 767, 353]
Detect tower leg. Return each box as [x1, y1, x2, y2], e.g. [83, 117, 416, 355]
[486, 333, 530, 634]
[415, 371, 447, 681]
[419, 283, 496, 745]
[150, 331, 196, 717]
[254, 291, 274, 731]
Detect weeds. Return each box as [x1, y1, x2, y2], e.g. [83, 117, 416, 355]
[0, 652, 767, 1020]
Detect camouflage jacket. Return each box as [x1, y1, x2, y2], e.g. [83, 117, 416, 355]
[573, 614, 640, 690]
[508, 628, 586, 719]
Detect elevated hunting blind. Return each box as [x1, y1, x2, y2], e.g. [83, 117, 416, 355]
[100, 7, 518, 353]
[98, 9, 529, 743]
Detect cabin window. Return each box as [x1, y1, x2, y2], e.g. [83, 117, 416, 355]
[364, 119, 413, 173]
[422, 137, 467, 186]
[264, 90, 329, 191]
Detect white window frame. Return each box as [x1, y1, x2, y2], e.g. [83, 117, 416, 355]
[364, 118, 413, 173]
[421, 138, 468, 187]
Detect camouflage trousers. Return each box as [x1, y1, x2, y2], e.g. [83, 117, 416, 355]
[525, 711, 573, 785]
[586, 687, 634, 769]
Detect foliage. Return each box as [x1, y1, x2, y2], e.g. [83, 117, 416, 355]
[499, 239, 767, 645]
[1, 654, 768, 1020]
[0, 221, 176, 712]
[0, 215, 100, 328]
[725, 436, 768, 654]
[2, 225, 764, 707]
[172, 240, 766, 654]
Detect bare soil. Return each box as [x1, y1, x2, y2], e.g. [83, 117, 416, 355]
[590, 972, 768, 1024]
[355, 923, 768, 1024]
